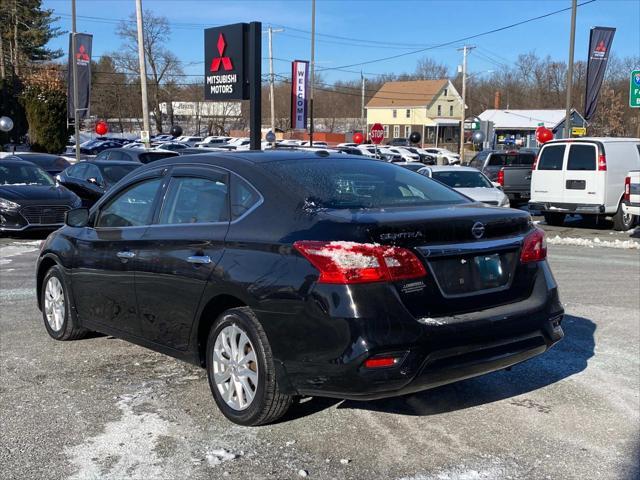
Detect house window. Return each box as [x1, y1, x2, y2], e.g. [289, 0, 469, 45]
[383, 125, 389, 138]
[393, 125, 400, 138]
[392, 109, 397, 118]
[443, 88, 448, 96]
[406, 109, 410, 118]
[437, 105, 442, 116]
[404, 125, 411, 137]
[449, 105, 454, 116]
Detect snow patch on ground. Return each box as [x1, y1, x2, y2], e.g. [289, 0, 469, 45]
[64, 387, 240, 479]
[399, 466, 508, 480]
[0, 241, 41, 266]
[547, 235, 640, 249]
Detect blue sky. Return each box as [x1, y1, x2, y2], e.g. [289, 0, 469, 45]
[43, 0, 639, 84]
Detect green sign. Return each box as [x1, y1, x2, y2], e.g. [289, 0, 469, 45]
[630, 70, 640, 108]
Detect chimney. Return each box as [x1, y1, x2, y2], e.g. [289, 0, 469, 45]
[494, 91, 501, 109]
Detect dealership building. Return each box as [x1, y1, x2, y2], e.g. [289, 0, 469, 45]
[478, 109, 587, 148]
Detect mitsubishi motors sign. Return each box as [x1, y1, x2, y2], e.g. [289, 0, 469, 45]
[204, 23, 248, 100]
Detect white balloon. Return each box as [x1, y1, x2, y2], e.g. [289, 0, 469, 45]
[0, 116, 14, 132]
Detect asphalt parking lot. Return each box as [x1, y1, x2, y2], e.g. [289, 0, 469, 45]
[1, 221, 639, 480]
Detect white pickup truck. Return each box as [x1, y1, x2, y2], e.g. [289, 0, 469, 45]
[622, 170, 640, 220]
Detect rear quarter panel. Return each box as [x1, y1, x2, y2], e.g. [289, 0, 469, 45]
[603, 142, 640, 213]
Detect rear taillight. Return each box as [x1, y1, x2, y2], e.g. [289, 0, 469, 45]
[598, 154, 607, 171]
[532, 155, 538, 170]
[624, 176, 631, 202]
[520, 228, 547, 263]
[364, 357, 400, 369]
[293, 240, 427, 284]
[497, 168, 505, 186]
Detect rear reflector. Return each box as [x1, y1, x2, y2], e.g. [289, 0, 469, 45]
[293, 240, 427, 284]
[364, 357, 399, 369]
[624, 176, 631, 202]
[520, 228, 547, 263]
[497, 168, 505, 186]
[598, 154, 607, 171]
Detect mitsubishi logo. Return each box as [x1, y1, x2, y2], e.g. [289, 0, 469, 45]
[471, 222, 485, 239]
[210, 33, 233, 72]
[594, 40, 606, 53]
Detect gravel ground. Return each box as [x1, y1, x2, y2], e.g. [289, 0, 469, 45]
[0, 224, 638, 480]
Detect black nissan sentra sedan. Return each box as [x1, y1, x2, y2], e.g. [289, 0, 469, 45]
[0, 159, 81, 232]
[35, 151, 564, 425]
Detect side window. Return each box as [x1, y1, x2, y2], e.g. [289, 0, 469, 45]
[85, 164, 104, 183]
[69, 163, 87, 178]
[231, 175, 261, 220]
[96, 178, 162, 228]
[159, 176, 228, 224]
[107, 150, 126, 161]
[567, 144, 596, 170]
[537, 145, 566, 170]
[95, 151, 109, 161]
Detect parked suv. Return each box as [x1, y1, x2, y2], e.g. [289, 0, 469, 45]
[529, 138, 640, 230]
[469, 149, 536, 181]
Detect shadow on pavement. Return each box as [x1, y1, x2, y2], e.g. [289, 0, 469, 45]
[341, 314, 595, 416]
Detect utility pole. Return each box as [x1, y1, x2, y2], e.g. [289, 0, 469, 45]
[267, 26, 284, 135]
[564, 0, 577, 138]
[309, 0, 316, 146]
[361, 71, 365, 131]
[71, 0, 80, 163]
[135, 0, 151, 148]
[458, 45, 474, 160]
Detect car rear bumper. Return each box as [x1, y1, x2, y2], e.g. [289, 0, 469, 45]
[622, 201, 640, 216]
[267, 261, 564, 400]
[528, 201, 605, 214]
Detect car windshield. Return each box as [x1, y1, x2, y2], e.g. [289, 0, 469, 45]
[264, 158, 468, 209]
[98, 164, 140, 184]
[138, 152, 178, 164]
[431, 170, 493, 188]
[0, 164, 54, 186]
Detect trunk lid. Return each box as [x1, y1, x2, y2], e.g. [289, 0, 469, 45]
[321, 203, 535, 317]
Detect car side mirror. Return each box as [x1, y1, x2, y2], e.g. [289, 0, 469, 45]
[88, 177, 102, 186]
[65, 207, 89, 227]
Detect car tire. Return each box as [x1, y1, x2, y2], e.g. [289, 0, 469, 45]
[206, 307, 293, 426]
[612, 201, 636, 231]
[543, 212, 565, 226]
[41, 265, 88, 341]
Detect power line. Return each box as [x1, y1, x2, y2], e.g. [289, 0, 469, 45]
[315, 0, 597, 72]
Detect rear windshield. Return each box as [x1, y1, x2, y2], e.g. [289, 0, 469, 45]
[567, 144, 596, 170]
[263, 158, 468, 209]
[487, 153, 535, 166]
[432, 170, 493, 188]
[138, 152, 178, 164]
[537, 145, 566, 170]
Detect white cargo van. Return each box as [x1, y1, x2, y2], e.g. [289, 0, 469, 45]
[529, 137, 640, 231]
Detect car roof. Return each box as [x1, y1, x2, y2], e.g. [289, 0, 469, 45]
[10, 152, 62, 160]
[136, 150, 379, 170]
[0, 158, 40, 168]
[425, 165, 481, 172]
[83, 160, 141, 167]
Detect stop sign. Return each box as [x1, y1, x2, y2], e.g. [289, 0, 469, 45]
[370, 123, 384, 145]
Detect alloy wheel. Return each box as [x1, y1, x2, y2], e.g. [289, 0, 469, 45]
[212, 323, 259, 411]
[44, 277, 65, 332]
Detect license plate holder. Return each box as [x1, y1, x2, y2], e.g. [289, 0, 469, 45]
[566, 179, 586, 190]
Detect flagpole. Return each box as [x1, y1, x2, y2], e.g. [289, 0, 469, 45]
[564, 0, 577, 138]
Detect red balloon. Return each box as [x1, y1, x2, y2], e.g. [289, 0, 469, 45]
[95, 121, 108, 136]
[353, 132, 364, 144]
[536, 127, 553, 144]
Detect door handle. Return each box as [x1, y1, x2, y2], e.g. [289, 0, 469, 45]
[187, 255, 211, 265]
[116, 251, 136, 259]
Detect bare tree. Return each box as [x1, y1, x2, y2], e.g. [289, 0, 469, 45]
[414, 56, 449, 79]
[114, 10, 182, 133]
